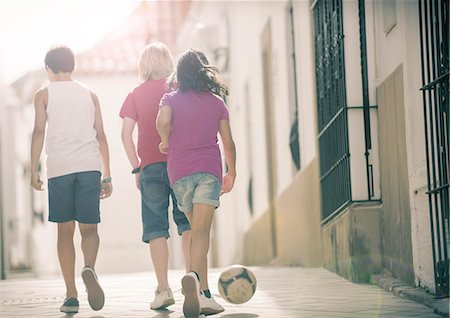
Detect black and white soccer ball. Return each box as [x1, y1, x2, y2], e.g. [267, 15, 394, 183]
[217, 265, 257, 304]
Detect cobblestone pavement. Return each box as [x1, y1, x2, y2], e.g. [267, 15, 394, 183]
[0, 267, 443, 317]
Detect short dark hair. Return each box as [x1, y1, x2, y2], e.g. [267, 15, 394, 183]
[44, 46, 75, 73]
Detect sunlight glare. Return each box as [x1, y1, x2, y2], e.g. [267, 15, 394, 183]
[0, 1, 141, 84]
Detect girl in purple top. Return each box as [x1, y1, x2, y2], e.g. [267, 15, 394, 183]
[157, 49, 236, 317]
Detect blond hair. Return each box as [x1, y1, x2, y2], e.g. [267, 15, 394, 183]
[138, 42, 174, 82]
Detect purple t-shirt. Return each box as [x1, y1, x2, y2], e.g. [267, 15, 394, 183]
[159, 90, 229, 185]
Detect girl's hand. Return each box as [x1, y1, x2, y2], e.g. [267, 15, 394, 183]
[221, 173, 236, 195]
[159, 141, 169, 154]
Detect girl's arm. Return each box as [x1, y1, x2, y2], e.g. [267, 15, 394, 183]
[92, 92, 112, 199]
[219, 119, 236, 194]
[156, 105, 172, 154]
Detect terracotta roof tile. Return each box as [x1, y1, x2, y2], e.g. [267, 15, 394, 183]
[76, 1, 191, 74]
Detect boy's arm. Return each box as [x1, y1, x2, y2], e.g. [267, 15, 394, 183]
[219, 119, 236, 194]
[121, 117, 141, 189]
[156, 105, 172, 154]
[30, 88, 47, 190]
[91, 92, 112, 199]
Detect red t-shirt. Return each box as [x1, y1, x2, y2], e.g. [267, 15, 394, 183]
[119, 79, 168, 169]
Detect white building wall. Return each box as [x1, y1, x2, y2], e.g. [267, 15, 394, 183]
[372, 0, 434, 290]
[1, 79, 60, 277]
[1, 99, 30, 274]
[293, 0, 318, 168]
[175, 0, 435, 286]
[226, 0, 292, 215]
[175, 0, 320, 266]
[1, 84, 57, 277]
[343, 0, 381, 201]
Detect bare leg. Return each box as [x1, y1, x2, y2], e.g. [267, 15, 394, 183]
[79, 223, 99, 268]
[182, 230, 191, 272]
[184, 212, 193, 273]
[189, 204, 215, 290]
[57, 221, 77, 298]
[149, 237, 169, 290]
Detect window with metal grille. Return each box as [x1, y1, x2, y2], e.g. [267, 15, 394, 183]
[313, 0, 352, 221]
[418, 0, 449, 298]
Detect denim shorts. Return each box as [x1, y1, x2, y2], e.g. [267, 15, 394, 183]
[172, 172, 221, 213]
[48, 171, 101, 224]
[140, 162, 190, 243]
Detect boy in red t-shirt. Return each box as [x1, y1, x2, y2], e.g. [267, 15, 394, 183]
[120, 42, 191, 310]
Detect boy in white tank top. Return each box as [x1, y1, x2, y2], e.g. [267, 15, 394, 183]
[30, 46, 112, 313]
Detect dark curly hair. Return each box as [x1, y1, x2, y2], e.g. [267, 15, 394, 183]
[176, 49, 228, 97]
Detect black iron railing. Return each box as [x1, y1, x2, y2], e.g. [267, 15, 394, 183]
[358, 0, 375, 200]
[313, 0, 352, 221]
[418, 0, 449, 297]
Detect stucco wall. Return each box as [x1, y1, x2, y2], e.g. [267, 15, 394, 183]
[372, 0, 434, 290]
[274, 158, 322, 267]
[322, 203, 382, 283]
[176, 0, 321, 267]
[243, 158, 322, 266]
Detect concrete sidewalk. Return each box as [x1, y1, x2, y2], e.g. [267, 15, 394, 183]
[0, 267, 444, 318]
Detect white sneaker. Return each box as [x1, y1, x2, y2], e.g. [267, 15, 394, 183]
[181, 272, 201, 318]
[199, 294, 224, 316]
[81, 266, 104, 311]
[150, 287, 175, 310]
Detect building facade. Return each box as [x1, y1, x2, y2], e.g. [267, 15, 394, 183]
[1, 0, 447, 299]
[176, 0, 448, 297]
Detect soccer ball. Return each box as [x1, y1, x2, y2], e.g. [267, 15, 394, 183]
[217, 265, 257, 304]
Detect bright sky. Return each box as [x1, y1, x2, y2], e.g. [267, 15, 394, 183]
[0, 0, 141, 85]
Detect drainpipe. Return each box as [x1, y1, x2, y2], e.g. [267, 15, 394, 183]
[358, 0, 373, 199]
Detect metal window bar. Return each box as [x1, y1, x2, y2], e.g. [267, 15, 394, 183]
[288, 2, 301, 170]
[358, 0, 374, 200]
[313, 0, 352, 221]
[418, 0, 449, 297]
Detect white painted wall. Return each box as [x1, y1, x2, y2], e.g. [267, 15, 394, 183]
[293, 0, 318, 169]
[173, 0, 434, 290]
[175, 0, 320, 267]
[1, 97, 33, 275]
[343, 0, 381, 201]
[226, 0, 290, 216]
[372, 0, 434, 290]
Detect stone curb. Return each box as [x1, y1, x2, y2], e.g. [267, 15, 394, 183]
[371, 274, 449, 317]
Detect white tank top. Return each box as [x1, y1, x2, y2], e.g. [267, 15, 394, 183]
[45, 81, 101, 178]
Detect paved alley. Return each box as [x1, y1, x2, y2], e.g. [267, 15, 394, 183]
[0, 266, 443, 318]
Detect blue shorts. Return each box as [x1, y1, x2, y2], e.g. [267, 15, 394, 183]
[172, 172, 221, 213]
[140, 162, 190, 243]
[48, 171, 101, 224]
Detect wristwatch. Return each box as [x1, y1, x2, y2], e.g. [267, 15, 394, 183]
[132, 166, 140, 174]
